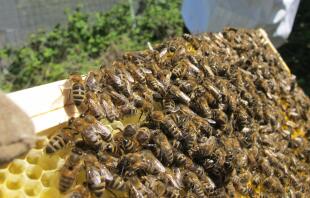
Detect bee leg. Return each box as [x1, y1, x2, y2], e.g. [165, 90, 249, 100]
[138, 111, 144, 121]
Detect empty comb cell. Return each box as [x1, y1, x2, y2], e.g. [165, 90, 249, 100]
[26, 165, 43, 180]
[41, 171, 59, 188]
[40, 188, 61, 198]
[1, 189, 24, 198]
[5, 174, 24, 190]
[26, 150, 42, 165]
[0, 171, 6, 184]
[23, 181, 42, 196]
[38, 155, 60, 170]
[8, 160, 26, 175]
[110, 121, 124, 130]
[34, 137, 48, 150]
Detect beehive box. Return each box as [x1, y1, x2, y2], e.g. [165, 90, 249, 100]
[0, 28, 309, 198]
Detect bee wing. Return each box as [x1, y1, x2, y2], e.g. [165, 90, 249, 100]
[141, 150, 166, 173]
[159, 48, 168, 57]
[165, 174, 183, 189]
[205, 118, 216, 124]
[99, 164, 114, 181]
[140, 67, 152, 74]
[123, 70, 135, 83]
[95, 123, 112, 138]
[173, 168, 184, 188]
[86, 167, 102, 185]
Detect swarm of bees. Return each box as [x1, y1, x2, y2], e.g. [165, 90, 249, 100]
[45, 28, 310, 198]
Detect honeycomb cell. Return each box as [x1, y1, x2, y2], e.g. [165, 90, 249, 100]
[34, 137, 48, 150]
[110, 121, 124, 129]
[38, 155, 60, 170]
[23, 181, 42, 196]
[8, 160, 26, 174]
[40, 188, 60, 198]
[26, 165, 43, 180]
[41, 171, 59, 188]
[1, 189, 24, 198]
[0, 171, 6, 184]
[0, 187, 4, 198]
[26, 150, 42, 164]
[6, 174, 24, 190]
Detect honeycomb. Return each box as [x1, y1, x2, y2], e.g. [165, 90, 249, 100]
[0, 119, 126, 198]
[1, 28, 310, 198]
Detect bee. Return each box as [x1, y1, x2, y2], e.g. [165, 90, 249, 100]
[85, 92, 105, 119]
[45, 127, 76, 154]
[191, 97, 212, 118]
[119, 102, 138, 118]
[120, 136, 140, 153]
[168, 85, 191, 105]
[146, 74, 166, 95]
[136, 127, 152, 147]
[197, 136, 217, 157]
[152, 130, 174, 165]
[108, 91, 129, 106]
[264, 149, 288, 174]
[211, 109, 227, 128]
[176, 79, 196, 94]
[259, 158, 273, 176]
[183, 170, 206, 198]
[85, 71, 100, 93]
[192, 116, 215, 137]
[103, 68, 124, 92]
[252, 173, 262, 187]
[191, 85, 206, 99]
[104, 142, 124, 158]
[231, 174, 253, 196]
[59, 163, 82, 193]
[163, 97, 179, 114]
[183, 33, 200, 49]
[235, 107, 249, 128]
[121, 74, 134, 97]
[173, 150, 187, 166]
[262, 176, 284, 194]
[164, 115, 183, 140]
[199, 59, 215, 79]
[171, 60, 189, 79]
[128, 176, 155, 198]
[84, 115, 113, 142]
[78, 121, 103, 148]
[186, 191, 198, 198]
[133, 151, 166, 175]
[69, 74, 85, 107]
[106, 174, 127, 192]
[143, 175, 181, 198]
[99, 93, 119, 122]
[84, 155, 114, 197]
[120, 124, 137, 138]
[128, 63, 152, 84]
[142, 175, 166, 197]
[170, 139, 183, 150]
[63, 147, 83, 169]
[132, 93, 154, 120]
[66, 184, 91, 198]
[150, 111, 183, 140]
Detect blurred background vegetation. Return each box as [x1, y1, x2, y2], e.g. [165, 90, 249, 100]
[0, 0, 308, 95]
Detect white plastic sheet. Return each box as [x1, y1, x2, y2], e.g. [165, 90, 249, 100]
[182, 0, 300, 47]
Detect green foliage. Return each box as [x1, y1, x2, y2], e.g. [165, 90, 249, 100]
[0, 0, 183, 92]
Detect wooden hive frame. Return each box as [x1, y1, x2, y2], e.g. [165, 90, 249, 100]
[6, 29, 290, 134]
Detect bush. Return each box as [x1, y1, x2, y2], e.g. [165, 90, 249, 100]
[0, 0, 183, 92]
